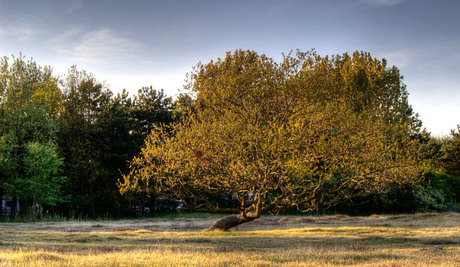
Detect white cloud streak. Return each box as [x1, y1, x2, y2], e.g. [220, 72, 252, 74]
[0, 21, 45, 40]
[53, 28, 140, 66]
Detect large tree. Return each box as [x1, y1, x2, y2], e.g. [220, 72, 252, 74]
[0, 55, 65, 217]
[58, 66, 113, 217]
[120, 50, 424, 230]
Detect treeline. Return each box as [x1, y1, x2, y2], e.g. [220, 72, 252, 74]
[0, 54, 459, 219]
[0, 56, 176, 218]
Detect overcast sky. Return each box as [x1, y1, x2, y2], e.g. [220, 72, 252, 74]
[1, 0, 459, 136]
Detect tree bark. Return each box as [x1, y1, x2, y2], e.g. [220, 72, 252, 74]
[208, 214, 257, 231]
[208, 197, 279, 231]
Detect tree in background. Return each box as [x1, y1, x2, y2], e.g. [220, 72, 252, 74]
[98, 87, 175, 217]
[120, 50, 425, 230]
[441, 125, 460, 176]
[21, 142, 65, 213]
[122, 87, 176, 214]
[58, 66, 176, 217]
[0, 55, 66, 217]
[426, 125, 460, 205]
[58, 66, 115, 217]
[130, 86, 175, 140]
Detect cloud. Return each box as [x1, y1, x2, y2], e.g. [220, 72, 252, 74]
[363, 0, 404, 6]
[0, 21, 45, 40]
[53, 28, 140, 66]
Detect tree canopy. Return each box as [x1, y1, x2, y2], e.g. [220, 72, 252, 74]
[1, 51, 454, 221]
[0, 55, 66, 216]
[441, 125, 460, 176]
[119, 50, 425, 230]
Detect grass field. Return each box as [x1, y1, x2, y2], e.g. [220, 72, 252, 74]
[0, 213, 458, 266]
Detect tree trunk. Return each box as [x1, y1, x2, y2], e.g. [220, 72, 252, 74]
[208, 214, 258, 231]
[92, 198, 95, 219]
[10, 196, 17, 218]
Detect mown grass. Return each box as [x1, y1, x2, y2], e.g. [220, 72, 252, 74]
[0, 213, 458, 266]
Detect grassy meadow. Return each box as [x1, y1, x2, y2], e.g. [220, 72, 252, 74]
[0, 213, 459, 266]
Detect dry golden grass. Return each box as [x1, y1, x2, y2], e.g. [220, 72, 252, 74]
[0, 213, 458, 266]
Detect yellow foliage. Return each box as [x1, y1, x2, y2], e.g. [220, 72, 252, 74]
[120, 50, 425, 225]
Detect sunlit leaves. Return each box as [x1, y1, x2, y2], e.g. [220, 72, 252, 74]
[121, 49, 424, 220]
[0, 55, 66, 212]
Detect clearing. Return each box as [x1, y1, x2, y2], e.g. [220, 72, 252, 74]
[0, 213, 459, 266]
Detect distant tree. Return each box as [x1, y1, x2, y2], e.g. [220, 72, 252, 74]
[441, 125, 460, 176]
[21, 142, 66, 210]
[428, 125, 460, 204]
[0, 55, 66, 217]
[94, 87, 174, 217]
[129, 86, 175, 146]
[120, 50, 424, 230]
[58, 67, 177, 217]
[58, 66, 113, 217]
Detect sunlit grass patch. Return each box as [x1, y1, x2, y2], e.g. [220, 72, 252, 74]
[0, 213, 459, 266]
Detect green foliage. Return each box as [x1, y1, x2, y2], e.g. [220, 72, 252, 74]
[425, 171, 460, 203]
[409, 185, 447, 212]
[0, 54, 66, 215]
[332, 182, 448, 215]
[21, 142, 66, 206]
